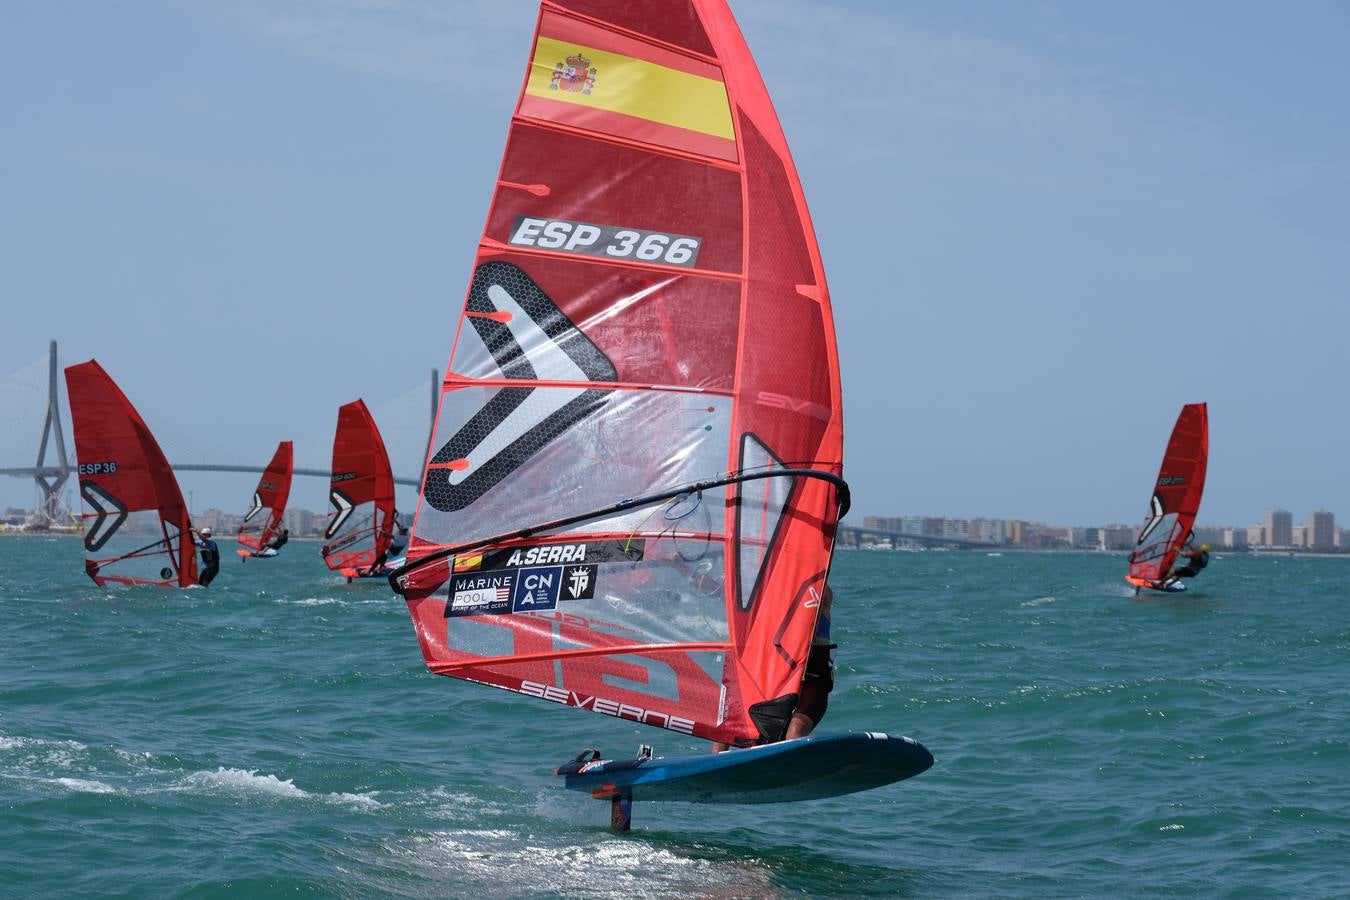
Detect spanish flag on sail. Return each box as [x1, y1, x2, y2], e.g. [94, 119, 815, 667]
[518, 12, 737, 162]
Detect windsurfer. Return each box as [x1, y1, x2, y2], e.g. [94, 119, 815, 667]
[192, 527, 221, 586]
[388, 512, 409, 558]
[1166, 542, 1210, 587]
[712, 584, 835, 752]
[266, 527, 289, 553]
[788, 584, 835, 739]
[365, 512, 408, 577]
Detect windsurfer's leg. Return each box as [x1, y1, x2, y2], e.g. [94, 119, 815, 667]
[786, 711, 816, 740]
[788, 645, 834, 739]
[710, 741, 730, 753]
[199, 565, 219, 587]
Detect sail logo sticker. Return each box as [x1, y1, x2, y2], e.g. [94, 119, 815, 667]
[77, 461, 118, 475]
[424, 262, 618, 512]
[1159, 476, 1185, 486]
[563, 563, 597, 600]
[549, 52, 596, 94]
[80, 480, 128, 552]
[519, 680, 696, 734]
[1135, 494, 1169, 548]
[462, 540, 643, 572]
[447, 572, 515, 617]
[512, 566, 562, 611]
[506, 543, 587, 567]
[508, 217, 701, 268]
[243, 491, 264, 522]
[325, 489, 355, 539]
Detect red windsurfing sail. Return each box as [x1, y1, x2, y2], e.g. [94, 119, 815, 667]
[237, 440, 293, 554]
[322, 401, 395, 572]
[1127, 403, 1209, 587]
[64, 360, 198, 588]
[393, 1, 847, 747]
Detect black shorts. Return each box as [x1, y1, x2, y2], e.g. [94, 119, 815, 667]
[797, 644, 835, 725]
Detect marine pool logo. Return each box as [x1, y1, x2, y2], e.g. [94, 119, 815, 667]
[447, 572, 515, 618]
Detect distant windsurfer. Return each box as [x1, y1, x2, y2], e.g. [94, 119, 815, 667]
[363, 512, 409, 578]
[388, 512, 409, 560]
[191, 527, 221, 586]
[1165, 542, 1210, 587]
[265, 527, 289, 554]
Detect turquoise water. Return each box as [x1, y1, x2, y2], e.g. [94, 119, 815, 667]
[2, 539, 1347, 897]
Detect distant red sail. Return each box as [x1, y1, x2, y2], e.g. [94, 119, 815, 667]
[237, 440, 293, 553]
[1128, 403, 1209, 586]
[64, 360, 198, 588]
[396, 1, 846, 747]
[322, 401, 395, 571]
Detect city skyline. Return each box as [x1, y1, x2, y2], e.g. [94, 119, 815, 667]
[857, 506, 1347, 552]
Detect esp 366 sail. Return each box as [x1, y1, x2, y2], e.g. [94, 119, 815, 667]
[237, 440, 293, 555]
[64, 360, 197, 588]
[394, 0, 847, 747]
[322, 401, 395, 572]
[1127, 403, 1209, 589]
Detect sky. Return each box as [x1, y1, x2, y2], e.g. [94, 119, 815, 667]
[3, 0, 1348, 527]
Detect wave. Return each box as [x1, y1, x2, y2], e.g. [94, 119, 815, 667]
[173, 768, 383, 809]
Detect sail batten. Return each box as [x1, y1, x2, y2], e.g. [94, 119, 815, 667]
[401, 1, 844, 746]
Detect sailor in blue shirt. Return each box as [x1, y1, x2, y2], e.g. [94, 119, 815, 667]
[191, 527, 221, 586]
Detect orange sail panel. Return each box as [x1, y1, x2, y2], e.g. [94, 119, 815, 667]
[237, 440, 293, 554]
[322, 401, 395, 572]
[1128, 403, 1209, 586]
[398, 0, 845, 747]
[64, 360, 198, 588]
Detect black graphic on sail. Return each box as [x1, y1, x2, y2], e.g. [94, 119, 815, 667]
[81, 481, 128, 552]
[326, 488, 354, 540]
[424, 262, 616, 512]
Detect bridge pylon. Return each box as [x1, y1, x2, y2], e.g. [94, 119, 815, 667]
[28, 340, 73, 530]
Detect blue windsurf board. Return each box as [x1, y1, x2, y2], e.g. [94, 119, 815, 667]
[556, 731, 932, 806]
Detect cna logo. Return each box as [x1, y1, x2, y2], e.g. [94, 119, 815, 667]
[423, 262, 617, 512]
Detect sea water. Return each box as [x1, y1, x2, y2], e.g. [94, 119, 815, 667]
[2, 539, 1347, 897]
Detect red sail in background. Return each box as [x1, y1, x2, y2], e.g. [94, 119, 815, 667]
[1127, 403, 1209, 587]
[64, 360, 198, 588]
[322, 401, 395, 572]
[237, 440, 293, 554]
[396, 1, 845, 747]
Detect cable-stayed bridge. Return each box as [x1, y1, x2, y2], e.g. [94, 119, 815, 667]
[1, 342, 435, 528]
